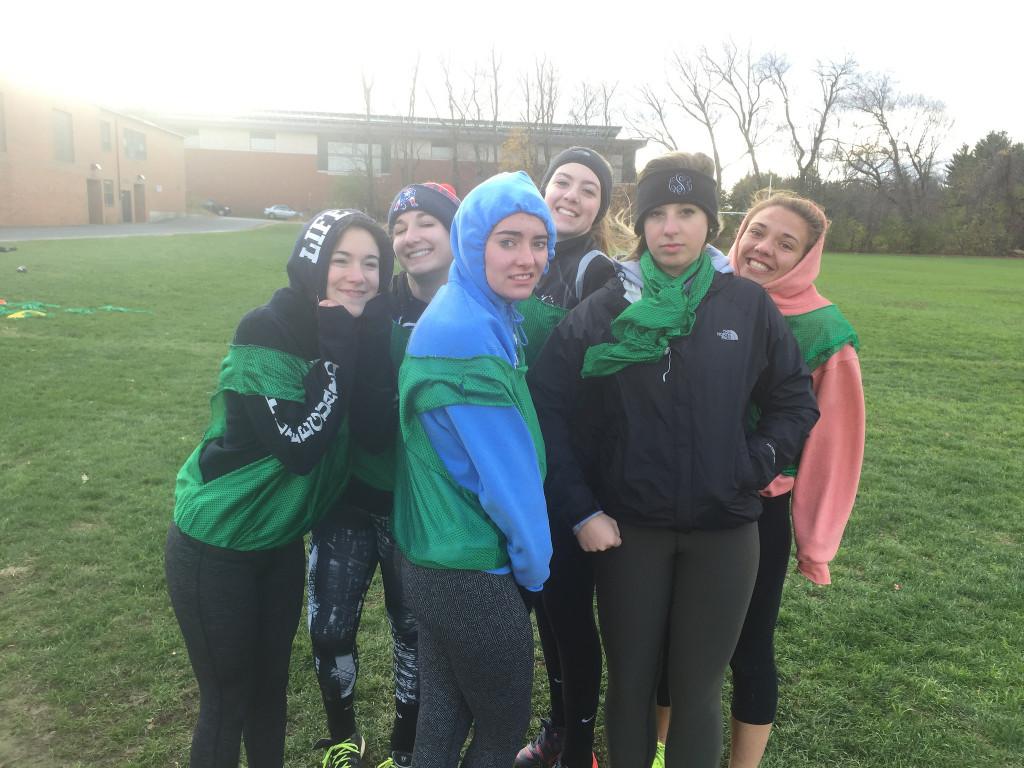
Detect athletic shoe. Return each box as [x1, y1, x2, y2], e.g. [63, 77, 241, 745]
[651, 740, 666, 768]
[515, 718, 564, 767]
[552, 754, 599, 768]
[321, 734, 367, 768]
[376, 751, 413, 768]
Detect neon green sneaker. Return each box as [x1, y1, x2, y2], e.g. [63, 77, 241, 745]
[322, 734, 366, 768]
[376, 751, 413, 768]
[651, 740, 666, 768]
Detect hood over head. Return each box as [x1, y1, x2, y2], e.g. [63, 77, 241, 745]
[448, 171, 556, 309]
[727, 206, 831, 316]
[406, 172, 556, 364]
[286, 209, 395, 304]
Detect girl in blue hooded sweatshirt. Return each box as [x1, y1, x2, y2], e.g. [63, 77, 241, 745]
[393, 171, 555, 768]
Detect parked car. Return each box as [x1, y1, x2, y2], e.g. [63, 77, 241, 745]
[201, 199, 231, 216]
[264, 204, 301, 220]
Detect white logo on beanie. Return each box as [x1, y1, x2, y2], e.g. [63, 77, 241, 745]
[669, 174, 693, 195]
[297, 209, 354, 264]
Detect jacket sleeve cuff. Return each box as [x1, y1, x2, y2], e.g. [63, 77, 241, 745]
[571, 510, 603, 535]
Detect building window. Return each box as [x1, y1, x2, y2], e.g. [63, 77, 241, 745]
[103, 180, 114, 207]
[326, 141, 385, 176]
[430, 141, 453, 161]
[100, 121, 112, 151]
[250, 130, 276, 151]
[0, 92, 6, 152]
[124, 128, 147, 160]
[54, 109, 74, 162]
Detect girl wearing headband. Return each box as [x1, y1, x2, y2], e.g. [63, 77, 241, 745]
[528, 152, 819, 768]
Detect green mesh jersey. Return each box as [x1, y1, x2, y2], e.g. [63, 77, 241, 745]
[518, 294, 570, 368]
[349, 321, 413, 493]
[393, 354, 547, 570]
[751, 304, 860, 478]
[785, 304, 860, 373]
[174, 344, 350, 550]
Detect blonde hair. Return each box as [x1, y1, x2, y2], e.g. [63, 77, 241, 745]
[624, 151, 721, 261]
[745, 190, 829, 257]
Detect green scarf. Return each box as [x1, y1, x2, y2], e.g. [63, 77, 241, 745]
[581, 249, 715, 378]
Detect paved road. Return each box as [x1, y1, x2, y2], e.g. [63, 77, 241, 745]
[0, 214, 288, 242]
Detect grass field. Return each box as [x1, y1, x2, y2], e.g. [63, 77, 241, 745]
[1, 227, 1021, 767]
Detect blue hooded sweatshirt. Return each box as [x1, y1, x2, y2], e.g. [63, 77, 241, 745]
[406, 171, 556, 590]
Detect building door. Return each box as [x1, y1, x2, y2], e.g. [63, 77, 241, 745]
[121, 190, 133, 222]
[86, 180, 103, 224]
[133, 183, 146, 223]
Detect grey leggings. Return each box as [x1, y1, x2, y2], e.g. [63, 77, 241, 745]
[401, 557, 534, 768]
[596, 521, 759, 768]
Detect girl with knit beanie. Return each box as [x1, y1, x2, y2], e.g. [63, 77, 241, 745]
[166, 210, 396, 768]
[724, 191, 864, 768]
[528, 152, 819, 768]
[393, 171, 555, 768]
[515, 146, 617, 768]
[306, 184, 462, 768]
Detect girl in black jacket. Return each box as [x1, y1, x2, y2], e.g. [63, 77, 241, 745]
[527, 152, 819, 768]
[517, 147, 617, 768]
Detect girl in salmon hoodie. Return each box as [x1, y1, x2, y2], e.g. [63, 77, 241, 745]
[725, 190, 865, 768]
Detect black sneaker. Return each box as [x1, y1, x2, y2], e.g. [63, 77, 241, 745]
[515, 718, 564, 767]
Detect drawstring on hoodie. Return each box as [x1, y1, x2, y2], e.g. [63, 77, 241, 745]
[662, 347, 672, 382]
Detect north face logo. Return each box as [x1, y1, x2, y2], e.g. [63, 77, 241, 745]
[717, 329, 739, 341]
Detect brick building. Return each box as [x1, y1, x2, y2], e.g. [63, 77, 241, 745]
[0, 80, 186, 226]
[153, 110, 646, 219]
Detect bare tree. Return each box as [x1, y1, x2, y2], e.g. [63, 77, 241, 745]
[568, 80, 621, 156]
[488, 47, 503, 165]
[836, 74, 953, 247]
[629, 55, 724, 191]
[668, 52, 725, 192]
[766, 54, 857, 186]
[631, 84, 679, 152]
[519, 56, 561, 174]
[361, 71, 376, 213]
[703, 42, 773, 185]
[396, 55, 422, 185]
[434, 57, 481, 179]
[569, 82, 599, 126]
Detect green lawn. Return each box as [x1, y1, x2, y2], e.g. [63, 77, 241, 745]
[1, 231, 1021, 767]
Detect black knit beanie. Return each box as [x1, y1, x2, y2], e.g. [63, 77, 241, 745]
[387, 182, 462, 233]
[633, 168, 719, 239]
[539, 146, 614, 224]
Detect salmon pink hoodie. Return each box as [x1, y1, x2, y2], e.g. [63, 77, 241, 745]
[729, 213, 865, 585]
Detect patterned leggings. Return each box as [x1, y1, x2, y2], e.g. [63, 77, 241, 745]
[307, 490, 418, 749]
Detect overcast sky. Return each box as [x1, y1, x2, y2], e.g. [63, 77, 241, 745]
[4, 0, 1019, 184]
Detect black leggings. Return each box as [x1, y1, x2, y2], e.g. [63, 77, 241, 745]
[537, 524, 602, 768]
[596, 521, 758, 768]
[307, 497, 418, 750]
[729, 493, 792, 725]
[164, 524, 304, 768]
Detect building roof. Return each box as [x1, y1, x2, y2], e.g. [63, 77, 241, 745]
[152, 109, 647, 149]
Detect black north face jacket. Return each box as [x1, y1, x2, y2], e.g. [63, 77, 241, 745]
[527, 270, 819, 533]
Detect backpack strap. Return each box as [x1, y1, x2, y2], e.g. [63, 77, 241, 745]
[574, 249, 613, 301]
